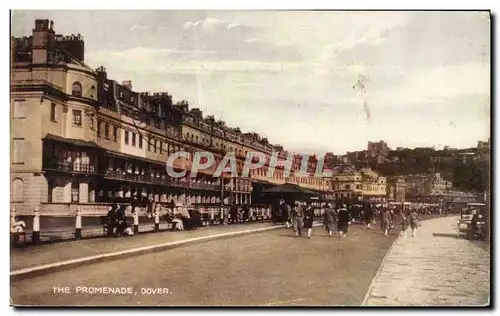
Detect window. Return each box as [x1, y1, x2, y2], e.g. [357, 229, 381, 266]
[345, 184, 351, 190]
[72, 82, 82, 97]
[104, 123, 109, 139]
[13, 100, 26, 119]
[159, 141, 162, 154]
[154, 139, 157, 153]
[124, 131, 129, 145]
[97, 121, 101, 137]
[113, 126, 118, 142]
[132, 133, 136, 146]
[12, 138, 24, 164]
[89, 117, 95, 130]
[72, 110, 82, 127]
[71, 182, 80, 202]
[50, 103, 56, 122]
[139, 136, 143, 148]
[148, 136, 152, 151]
[12, 178, 24, 202]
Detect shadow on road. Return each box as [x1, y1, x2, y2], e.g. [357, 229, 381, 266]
[432, 233, 464, 239]
[276, 234, 300, 238]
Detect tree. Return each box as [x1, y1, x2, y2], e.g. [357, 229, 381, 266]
[452, 160, 489, 193]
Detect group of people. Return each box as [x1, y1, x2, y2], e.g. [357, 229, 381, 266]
[160, 204, 202, 231]
[277, 200, 421, 239]
[228, 205, 251, 224]
[105, 204, 134, 236]
[279, 200, 316, 238]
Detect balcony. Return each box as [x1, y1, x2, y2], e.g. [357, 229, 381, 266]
[43, 159, 96, 174]
[104, 170, 220, 191]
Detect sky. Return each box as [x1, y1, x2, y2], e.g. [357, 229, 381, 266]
[11, 10, 491, 155]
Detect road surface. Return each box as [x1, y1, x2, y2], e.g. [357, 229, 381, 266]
[12, 224, 397, 306]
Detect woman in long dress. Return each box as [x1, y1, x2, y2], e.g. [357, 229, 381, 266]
[303, 203, 314, 238]
[363, 203, 374, 229]
[337, 204, 350, 238]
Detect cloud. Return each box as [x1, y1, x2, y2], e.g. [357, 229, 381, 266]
[86, 47, 301, 77]
[182, 17, 233, 32]
[227, 23, 241, 30]
[372, 62, 490, 105]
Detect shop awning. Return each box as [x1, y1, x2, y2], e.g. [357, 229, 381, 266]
[262, 183, 317, 196]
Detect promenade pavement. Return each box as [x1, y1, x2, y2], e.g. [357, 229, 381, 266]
[363, 216, 490, 306]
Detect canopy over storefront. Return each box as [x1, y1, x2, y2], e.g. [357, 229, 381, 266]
[262, 183, 318, 201]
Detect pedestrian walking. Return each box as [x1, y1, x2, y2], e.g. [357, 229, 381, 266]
[323, 202, 336, 237]
[409, 209, 419, 237]
[303, 203, 314, 238]
[230, 203, 238, 224]
[400, 210, 409, 238]
[337, 204, 350, 238]
[381, 208, 390, 236]
[364, 203, 374, 229]
[290, 201, 297, 232]
[293, 201, 304, 237]
[279, 199, 290, 228]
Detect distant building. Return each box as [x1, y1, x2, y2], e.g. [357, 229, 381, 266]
[367, 141, 388, 158]
[387, 176, 406, 202]
[426, 173, 452, 194]
[404, 173, 452, 199]
[457, 152, 478, 163]
[331, 165, 386, 203]
[404, 174, 431, 198]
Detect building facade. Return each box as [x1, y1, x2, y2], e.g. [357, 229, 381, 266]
[387, 176, 406, 202]
[404, 172, 453, 201]
[330, 165, 387, 203]
[367, 141, 388, 158]
[10, 19, 331, 215]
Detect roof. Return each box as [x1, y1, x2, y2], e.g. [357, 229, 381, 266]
[262, 183, 317, 196]
[43, 134, 98, 148]
[331, 164, 356, 174]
